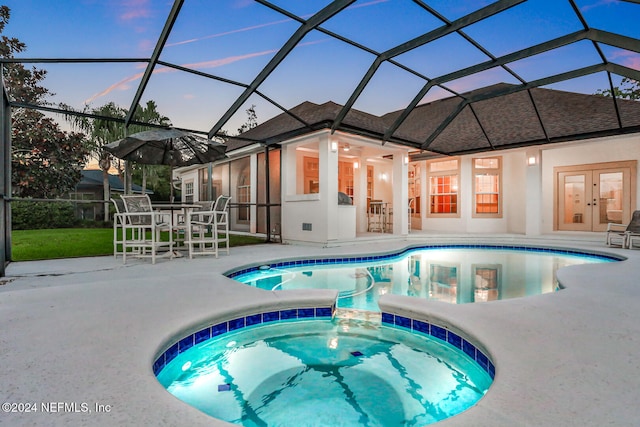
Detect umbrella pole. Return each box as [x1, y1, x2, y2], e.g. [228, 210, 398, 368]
[124, 161, 132, 194]
[170, 166, 174, 202]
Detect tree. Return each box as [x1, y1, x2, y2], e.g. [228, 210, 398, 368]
[12, 110, 89, 198]
[237, 104, 258, 134]
[63, 100, 173, 206]
[63, 102, 127, 215]
[596, 77, 640, 100]
[1, 6, 90, 198]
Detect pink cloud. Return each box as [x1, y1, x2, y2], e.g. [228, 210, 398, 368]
[85, 48, 278, 103]
[609, 49, 640, 70]
[86, 34, 327, 104]
[119, 0, 151, 21]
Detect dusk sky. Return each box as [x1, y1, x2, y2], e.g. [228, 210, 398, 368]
[3, 0, 640, 135]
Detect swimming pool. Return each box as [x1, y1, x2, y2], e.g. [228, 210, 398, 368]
[156, 316, 493, 426]
[229, 245, 617, 312]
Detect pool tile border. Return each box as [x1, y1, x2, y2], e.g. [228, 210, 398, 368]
[153, 307, 495, 382]
[381, 312, 495, 379]
[153, 306, 335, 376]
[226, 243, 621, 279]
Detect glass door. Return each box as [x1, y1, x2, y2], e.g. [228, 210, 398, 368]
[556, 162, 634, 232]
[558, 172, 591, 231]
[596, 170, 625, 230]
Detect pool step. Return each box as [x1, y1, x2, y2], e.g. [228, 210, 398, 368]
[334, 308, 381, 324]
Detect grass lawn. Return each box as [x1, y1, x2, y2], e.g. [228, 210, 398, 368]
[11, 228, 267, 261]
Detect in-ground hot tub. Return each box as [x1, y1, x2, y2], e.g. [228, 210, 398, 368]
[154, 307, 494, 426]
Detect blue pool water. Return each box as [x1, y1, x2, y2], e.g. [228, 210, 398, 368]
[157, 318, 493, 426]
[230, 246, 615, 311]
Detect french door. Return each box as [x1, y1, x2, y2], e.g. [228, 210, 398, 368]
[556, 161, 635, 232]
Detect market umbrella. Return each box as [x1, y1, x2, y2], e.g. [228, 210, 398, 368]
[103, 128, 227, 167]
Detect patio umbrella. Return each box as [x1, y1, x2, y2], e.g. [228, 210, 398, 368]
[103, 128, 227, 167]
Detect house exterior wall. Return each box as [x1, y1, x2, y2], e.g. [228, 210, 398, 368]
[414, 133, 640, 236]
[175, 130, 640, 242]
[540, 133, 640, 234]
[280, 129, 410, 244]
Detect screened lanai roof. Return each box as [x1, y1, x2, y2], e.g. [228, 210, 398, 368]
[3, 0, 640, 155]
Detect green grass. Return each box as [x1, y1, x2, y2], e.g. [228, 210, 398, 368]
[11, 228, 267, 261]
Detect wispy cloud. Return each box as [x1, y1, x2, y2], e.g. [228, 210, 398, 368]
[167, 0, 389, 48]
[579, 0, 619, 12]
[84, 40, 327, 104]
[166, 18, 292, 48]
[348, 0, 390, 10]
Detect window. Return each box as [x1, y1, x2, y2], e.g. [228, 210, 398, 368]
[338, 161, 354, 198]
[473, 157, 501, 217]
[304, 156, 319, 194]
[237, 172, 250, 222]
[427, 158, 459, 217]
[473, 266, 500, 302]
[184, 181, 194, 203]
[429, 264, 458, 303]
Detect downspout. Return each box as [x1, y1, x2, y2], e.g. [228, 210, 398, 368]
[265, 145, 271, 243]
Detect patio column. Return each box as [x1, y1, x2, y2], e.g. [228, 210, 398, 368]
[320, 134, 339, 241]
[392, 151, 409, 235]
[525, 149, 542, 236]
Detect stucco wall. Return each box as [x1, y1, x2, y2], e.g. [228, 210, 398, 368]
[416, 134, 640, 236]
[540, 134, 640, 234]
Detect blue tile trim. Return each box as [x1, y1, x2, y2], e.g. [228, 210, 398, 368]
[154, 305, 335, 376]
[225, 244, 620, 280]
[194, 327, 211, 344]
[381, 312, 495, 379]
[246, 314, 262, 326]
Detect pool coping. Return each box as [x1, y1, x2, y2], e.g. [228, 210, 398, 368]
[1, 236, 639, 426]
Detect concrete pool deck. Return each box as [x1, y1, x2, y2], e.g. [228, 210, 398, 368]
[1, 234, 639, 426]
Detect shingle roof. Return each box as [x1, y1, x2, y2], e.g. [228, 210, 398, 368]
[231, 83, 640, 156]
[226, 101, 389, 151]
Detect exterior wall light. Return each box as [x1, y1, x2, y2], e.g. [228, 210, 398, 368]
[527, 156, 537, 166]
[331, 141, 338, 152]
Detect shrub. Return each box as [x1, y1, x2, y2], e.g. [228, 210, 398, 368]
[11, 200, 78, 230]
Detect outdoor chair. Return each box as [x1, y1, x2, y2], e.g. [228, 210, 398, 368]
[187, 195, 231, 258]
[606, 210, 640, 249]
[368, 200, 384, 232]
[110, 198, 126, 258]
[120, 194, 172, 264]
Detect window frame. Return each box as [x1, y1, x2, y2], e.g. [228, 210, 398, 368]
[426, 158, 460, 218]
[472, 156, 502, 218]
[184, 180, 194, 203]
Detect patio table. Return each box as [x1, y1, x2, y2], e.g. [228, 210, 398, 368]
[152, 203, 202, 257]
